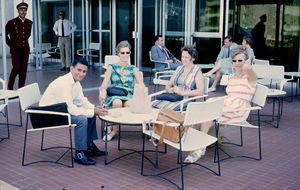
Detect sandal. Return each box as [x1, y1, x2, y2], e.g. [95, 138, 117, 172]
[184, 148, 206, 163]
[102, 134, 113, 141]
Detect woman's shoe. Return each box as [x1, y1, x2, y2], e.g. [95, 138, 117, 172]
[103, 126, 112, 134]
[208, 87, 216, 92]
[102, 134, 113, 141]
[184, 148, 206, 163]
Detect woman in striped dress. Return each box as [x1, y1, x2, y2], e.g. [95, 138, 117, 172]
[152, 45, 204, 111]
[185, 45, 257, 163]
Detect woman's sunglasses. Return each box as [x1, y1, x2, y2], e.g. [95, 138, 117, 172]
[232, 59, 244, 63]
[120, 51, 131, 55]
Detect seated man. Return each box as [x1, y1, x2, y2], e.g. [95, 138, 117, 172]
[150, 35, 182, 72]
[39, 58, 108, 165]
[205, 35, 238, 92]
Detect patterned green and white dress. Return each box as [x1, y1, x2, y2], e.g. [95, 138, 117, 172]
[105, 64, 135, 107]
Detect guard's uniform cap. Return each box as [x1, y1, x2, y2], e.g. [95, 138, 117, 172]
[16, 2, 28, 10]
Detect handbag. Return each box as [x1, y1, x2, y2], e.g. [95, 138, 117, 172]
[156, 93, 183, 102]
[106, 65, 129, 96]
[152, 109, 188, 146]
[107, 86, 128, 96]
[130, 84, 151, 114]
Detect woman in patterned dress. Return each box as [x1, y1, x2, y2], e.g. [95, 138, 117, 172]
[152, 45, 204, 111]
[185, 45, 257, 163]
[99, 41, 145, 141]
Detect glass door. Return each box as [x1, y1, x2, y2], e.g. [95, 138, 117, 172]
[163, 0, 185, 59]
[191, 0, 224, 64]
[90, 0, 111, 64]
[73, 0, 85, 59]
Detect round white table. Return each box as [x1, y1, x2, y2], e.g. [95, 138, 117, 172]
[99, 107, 161, 165]
[0, 90, 22, 127]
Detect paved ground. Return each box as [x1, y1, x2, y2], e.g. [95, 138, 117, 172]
[0, 62, 300, 190]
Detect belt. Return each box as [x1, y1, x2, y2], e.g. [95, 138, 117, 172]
[58, 36, 70, 38]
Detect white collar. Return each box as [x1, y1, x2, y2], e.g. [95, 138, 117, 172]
[19, 17, 25, 22]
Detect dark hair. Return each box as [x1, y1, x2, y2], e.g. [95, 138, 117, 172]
[181, 45, 198, 61]
[59, 11, 65, 16]
[224, 35, 232, 42]
[72, 58, 89, 67]
[231, 45, 249, 60]
[116, 40, 131, 55]
[243, 35, 253, 46]
[155, 35, 162, 42]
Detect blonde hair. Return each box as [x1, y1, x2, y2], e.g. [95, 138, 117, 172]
[231, 45, 249, 60]
[116, 40, 131, 55]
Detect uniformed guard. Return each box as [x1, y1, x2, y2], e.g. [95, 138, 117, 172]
[5, 2, 32, 90]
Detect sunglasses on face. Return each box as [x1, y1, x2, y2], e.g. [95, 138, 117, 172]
[120, 51, 131, 55]
[59, 14, 64, 16]
[232, 59, 244, 63]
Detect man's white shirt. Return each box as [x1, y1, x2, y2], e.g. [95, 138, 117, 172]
[53, 19, 77, 37]
[39, 72, 94, 117]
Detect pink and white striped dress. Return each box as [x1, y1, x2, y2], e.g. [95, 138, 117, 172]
[220, 74, 256, 123]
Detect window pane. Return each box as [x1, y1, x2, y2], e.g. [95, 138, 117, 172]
[195, 0, 220, 32]
[193, 37, 221, 64]
[165, 36, 184, 60]
[166, 0, 185, 32]
[102, 0, 110, 30]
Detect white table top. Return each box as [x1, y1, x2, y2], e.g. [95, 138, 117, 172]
[267, 89, 286, 97]
[99, 107, 160, 125]
[285, 72, 300, 77]
[0, 90, 19, 100]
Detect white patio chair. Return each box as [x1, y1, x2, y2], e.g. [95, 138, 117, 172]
[18, 83, 76, 167]
[218, 84, 269, 161]
[0, 78, 9, 142]
[77, 42, 101, 66]
[141, 98, 224, 190]
[30, 43, 52, 64]
[253, 58, 270, 65]
[150, 76, 210, 113]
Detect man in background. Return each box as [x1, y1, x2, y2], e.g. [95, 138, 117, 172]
[150, 35, 182, 72]
[53, 11, 77, 71]
[5, 2, 32, 90]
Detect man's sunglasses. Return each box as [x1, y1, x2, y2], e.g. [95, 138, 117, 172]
[59, 14, 64, 16]
[232, 59, 244, 63]
[120, 51, 131, 55]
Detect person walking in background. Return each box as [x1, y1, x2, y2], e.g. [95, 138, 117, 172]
[53, 11, 77, 71]
[251, 14, 267, 59]
[150, 35, 182, 72]
[5, 2, 32, 90]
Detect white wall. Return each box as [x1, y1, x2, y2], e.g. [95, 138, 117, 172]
[0, 0, 14, 57]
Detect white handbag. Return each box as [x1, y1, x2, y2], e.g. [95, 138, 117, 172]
[130, 84, 152, 114]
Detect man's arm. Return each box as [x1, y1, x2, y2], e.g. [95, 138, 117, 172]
[53, 21, 59, 36]
[150, 45, 167, 62]
[165, 47, 181, 63]
[5, 21, 11, 46]
[69, 20, 77, 34]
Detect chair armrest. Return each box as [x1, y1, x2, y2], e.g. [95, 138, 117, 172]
[77, 49, 87, 56]
[155, 70, 175, 78]
[25, 109, 72, 125]
[222, 106, 262, 113]
[149, 90, 167, 99]
[179, 94, 208, 113]
[0, 78, 5, 86]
